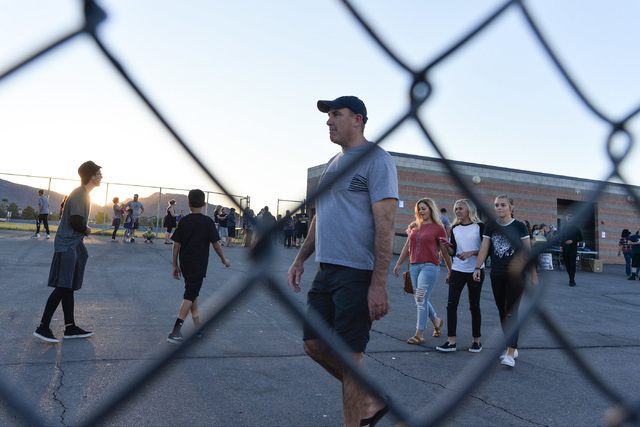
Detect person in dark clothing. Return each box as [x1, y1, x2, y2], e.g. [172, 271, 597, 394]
[261, 206, 277, 245]
[34, 161, 102, 343]
[627, 230, 640, 280]
[167, 189, 230, 344]
[560, 214, 583, 287]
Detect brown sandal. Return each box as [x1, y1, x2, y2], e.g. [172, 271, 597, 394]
[406, 335, 425, 345]
[432, 318, 443, 337]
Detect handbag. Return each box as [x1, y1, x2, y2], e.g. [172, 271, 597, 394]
[403, 267, 413, 294]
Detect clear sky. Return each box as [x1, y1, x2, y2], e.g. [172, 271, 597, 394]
[1, 1, 639, 216]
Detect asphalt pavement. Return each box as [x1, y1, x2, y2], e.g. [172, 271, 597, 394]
[0, 229, 638, 426]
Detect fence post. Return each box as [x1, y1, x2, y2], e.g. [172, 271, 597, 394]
[156, 188, 162, 232]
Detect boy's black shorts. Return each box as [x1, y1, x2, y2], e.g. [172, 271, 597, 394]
[303, 263, 373, 353]
[183, 277, 204, 301]
[632, 253, 640, 268]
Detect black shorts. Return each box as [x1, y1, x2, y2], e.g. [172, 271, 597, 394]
[632, 253, 640, 268]
[47, 242, 89, 290]
[183, 277, 204, 301]
[296, 226, 308, 239]
[303, 263, 373, 353]
[133, 219, 140, 230]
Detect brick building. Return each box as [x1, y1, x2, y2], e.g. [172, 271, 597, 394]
[306, 152, 640, 265]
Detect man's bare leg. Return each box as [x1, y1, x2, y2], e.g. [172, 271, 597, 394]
[303, 339, 386, 426]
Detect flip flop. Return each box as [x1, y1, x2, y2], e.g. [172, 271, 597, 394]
[406, 335, 425, 345]
[360, 395, 391, 427]
[432, 318, 443, 337]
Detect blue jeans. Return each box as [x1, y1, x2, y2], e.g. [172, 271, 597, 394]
[409, 262, 440, 331]
[219, 226, 228, 244]
[623, 252, 632, 276]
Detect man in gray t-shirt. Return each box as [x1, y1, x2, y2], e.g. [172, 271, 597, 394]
[33, 189, 51, 239]
[287, 96, 398, 426]
[126, 194, 145, 240]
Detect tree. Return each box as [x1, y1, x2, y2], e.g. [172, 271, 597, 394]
[22, 205, 37, 220]
[7, 202, 19, 219]
[0, 198, 7, 218]
[94, 211, 111, 225]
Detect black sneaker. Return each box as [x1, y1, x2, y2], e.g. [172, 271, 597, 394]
[34, 326, 59, 343]
[63, 325, 94, 339]
[195, 327, 206, 338]
[628, 274, 636, 281]
[167, 331, 184, 344]
[468, 342, 483, 353]
[436, 341, 456, 352]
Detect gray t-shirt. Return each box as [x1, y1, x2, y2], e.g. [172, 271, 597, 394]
[127, 200, 144, 218]
[54, 186, 90, 253]
[113, 203, 122, 219]
[38, 195, 49, 214]
[315, 142, 398, 270]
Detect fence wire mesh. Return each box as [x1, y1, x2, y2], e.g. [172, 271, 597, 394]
[1, 0, 639, 425]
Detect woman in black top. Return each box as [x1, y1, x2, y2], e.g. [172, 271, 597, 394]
[473, 194, 537, 368]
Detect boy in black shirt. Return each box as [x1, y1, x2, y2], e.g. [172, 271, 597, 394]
[167, 189, 230, 343]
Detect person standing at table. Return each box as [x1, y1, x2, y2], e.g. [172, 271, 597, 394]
[560, 214, 583, 287]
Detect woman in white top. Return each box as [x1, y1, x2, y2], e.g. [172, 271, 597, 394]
[436, 199, 485, 353]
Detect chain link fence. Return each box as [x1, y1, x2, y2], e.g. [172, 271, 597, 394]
[1, 0, 639, 425]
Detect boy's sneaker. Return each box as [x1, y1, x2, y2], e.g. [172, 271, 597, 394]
[628, 274, 636, 281]
[63, 325, 94, 339]
[436, 341, 456, 352]
[46, 234, 51, 239]
[167, 331, 184, 344]
[468, 342, 483, 353]
[31, 234, 40, 239]
[130, 238, 135, 243]
[34, 326, 59, 343]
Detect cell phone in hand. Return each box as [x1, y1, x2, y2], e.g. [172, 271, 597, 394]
[439, 237, 451, 245]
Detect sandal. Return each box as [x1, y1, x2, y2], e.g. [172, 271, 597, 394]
[432, 318, 443, 337]
[406, 335, 425, 345]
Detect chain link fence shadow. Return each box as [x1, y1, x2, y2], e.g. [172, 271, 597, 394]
[1, 0, 639, 425]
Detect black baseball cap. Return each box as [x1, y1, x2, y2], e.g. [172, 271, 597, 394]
[317, 96, 368, 124]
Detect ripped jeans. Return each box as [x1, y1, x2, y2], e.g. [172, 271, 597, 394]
[409, 262, 440, 331]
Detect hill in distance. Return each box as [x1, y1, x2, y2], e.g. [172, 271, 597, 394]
[0, 178, 230, 219]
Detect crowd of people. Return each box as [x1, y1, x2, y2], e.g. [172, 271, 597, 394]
[28, 95, 621, 426]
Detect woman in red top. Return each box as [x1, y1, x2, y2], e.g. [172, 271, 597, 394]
[394, 198, 452, 344]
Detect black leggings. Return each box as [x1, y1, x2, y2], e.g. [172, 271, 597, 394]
[446, 270, 484, 338]
[563, 247, 578, 281]
[40, 287, 75, 328]
[490, 274, 524, 349]
[112, 218, 121, 239]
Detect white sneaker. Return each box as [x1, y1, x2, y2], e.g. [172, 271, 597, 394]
[31, 234, 40, 239]
[500, 349, 518, 361]
[46, 234, 51, 239]
[501, 355, 515, 367]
